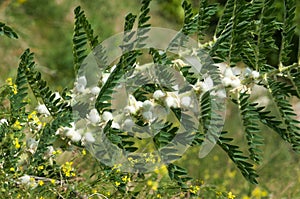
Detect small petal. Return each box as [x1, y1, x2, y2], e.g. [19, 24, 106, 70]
[0, 119, 8, 126]
[143, 100, 153, 110]
[36, 104, 50, 116]
[87, 109, 101, 123]
[84, 132, 95, 143]
[222, 77, 232, 87]
[77, 76, 87, 87]
[153, 90, 165, 100]
[251, 71, 260, 79]
[180, 96, 191, 108]
[102, 111, 113, 122]
[142, 111, 153, 121]
[91, 86, 100, 95]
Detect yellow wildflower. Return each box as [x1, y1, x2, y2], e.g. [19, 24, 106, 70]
[12, 84, 18, 94]
[14, 138, 21, 149]
[38, 180, 44, 186]
[115, 181, 121, 187]
[121, 175, 131, 183]
[61, 161, 76, 177]
[189, 185, 200, 194]
[50, 179, 56, 185]
[38, 165, 44, 171]
[82, 149, 86, 156]
[157, 194, 162, 198]
[6, 78, 13, 86]
[9, 167, 15, 172]
[228, 192, 236, 199]
[12, 120, 22, 130]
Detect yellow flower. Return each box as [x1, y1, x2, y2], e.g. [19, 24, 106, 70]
[147, 180, 158, 191]
[6, 78, 13, 86]
[38, 165, 44, 171]
[82, 149, 86, 156]
[228, 192, 236, 199]
[61, 161, 76, 177]
[12, 121, 22, 130]
[50, 179, 56, 185]
[9, 167, 15, 172]
[252, 187, 268, 198]
[92, 189, 97, 194]
[121, 175, 131, 183]
[14, 138, 21, 149]
[12, 84, 18, 94]
[189, 185, 200, 194]
[115, 181, 121, 187]
[157, 194, 162, 198]
[38, 180, 44, 186]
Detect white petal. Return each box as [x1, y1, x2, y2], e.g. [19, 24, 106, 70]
[112, 122, 120, 129]
[153, 90, 165, 99]
[251, 71, 260, 79]
[36, 104, 50, 116]
[91, 86, 100, 95]
[0, 119, 8, 126]
[87, 109, 101, 123]
[231, 78, 241, 88]
[165, 96, 179, 108]
[142, 100, 153, 110]
[180, 96, 191, 108]
[84, 132, 95, 143]
[102, 111, 113, 122]
[222, 77, 232, 87]
[77, 76, 87, 87]
[142, 111, 153, 121]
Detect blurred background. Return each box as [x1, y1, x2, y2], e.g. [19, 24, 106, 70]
[1, 0, 300, 198]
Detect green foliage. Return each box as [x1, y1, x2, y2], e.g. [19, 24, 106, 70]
[0, 22, 18, 39]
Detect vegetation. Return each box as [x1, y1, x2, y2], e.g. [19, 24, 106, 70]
[0, 0, 300, 198]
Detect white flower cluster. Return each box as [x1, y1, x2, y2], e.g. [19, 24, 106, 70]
[74, 75, 100, 96]
[221, 65, 260, 93]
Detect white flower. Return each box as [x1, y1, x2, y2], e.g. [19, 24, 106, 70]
[180, 96, 192, 108]
[224, 67, 234, 78]
[142, 100, 153, 110]
[19, 175, 31, 185]
[142, 111, 153, 121]
[84, 132, 95, 143]
[0, 119, 8, 126]
[112, 122, 120, 129]
[124, 105, 138, 114]
[87, 109, 101, 123]
[77, 76, 87, 87]
[222, 77, 232, 87]
[64, 122, 81, 142]
[125, 95, 142, 114]
[69, 130, 82, 142]
[165, 93, 180, 108]
[91, 86, 100, 95]
[231, 78, 241, 88]
[102, 111, 113, 122]
[36, 104, 50, 116]
[123, 118, 135, 130]
[153, 90, 165, 100]
[251, 71, 260, 79]
[45, 146, 54, 157]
